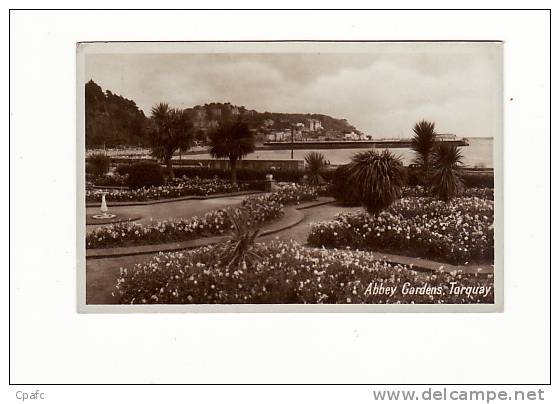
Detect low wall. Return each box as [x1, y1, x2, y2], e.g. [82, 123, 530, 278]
[112, 158, 304, 171]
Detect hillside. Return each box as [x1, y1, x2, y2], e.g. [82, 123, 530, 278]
[85, 80, 150, 148]
[85, 81, 359, 148]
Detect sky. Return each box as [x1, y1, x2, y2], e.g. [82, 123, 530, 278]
[85, 44, 502, 138]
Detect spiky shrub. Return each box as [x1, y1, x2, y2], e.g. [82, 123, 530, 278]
[411, 120, 437, 184]
[430, 144, 464, 202]
[304, 152, 327, 186]
[216, 209, 262, 271]
[346, 150, 405, 215]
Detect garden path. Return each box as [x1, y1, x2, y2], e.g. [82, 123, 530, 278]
[85, 201, 493, 304]
[258, 203, 361, 244]
[86, 194, 248, 231]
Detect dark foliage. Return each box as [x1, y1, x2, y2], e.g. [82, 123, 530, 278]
[127, 161, 165, 189]
[345, 150, 406, 215]
[116, 164, 305, 183]
[86, 153, 111, 176]
[410, 120, 437, 183]
[85, 80, 149, 148]
[304, 152, 327, 186]
[208, 120, 256, 184]
[329, 164, 362, 206]
[430, 145, 464, 201]
[216, 209, 262, 271]
[150, 103, 193, 179]
[460, 172, 494, 188]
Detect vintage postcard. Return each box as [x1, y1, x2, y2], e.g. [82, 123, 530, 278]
[77, 41, 503, 312]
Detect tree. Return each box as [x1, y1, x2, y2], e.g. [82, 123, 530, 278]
[430, 144, 464, 202]
[345, 150, 405, 215]
[304, 152, 327, 186]
[150, 102, 193, 179]
[411, 120, 437, 184]
[208, 120, 255, 184]
[85, 80, 149, 148]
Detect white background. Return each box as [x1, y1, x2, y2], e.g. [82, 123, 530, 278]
[4, 3, 555, 402]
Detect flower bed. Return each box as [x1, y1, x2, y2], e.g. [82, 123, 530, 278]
[401, 186, 494, 200]
[308, 196, 494, 265]
[85, 177, 248, 203]
[89, 173, 129, 188]
[266, 183, 318, 205]
[86, 184, 317, 249]
[113, 240, 494, 304]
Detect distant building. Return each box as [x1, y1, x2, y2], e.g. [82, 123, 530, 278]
[307, 118, 323, 132]
[344, 131, 368, 141]
[436, 133, 456, 140]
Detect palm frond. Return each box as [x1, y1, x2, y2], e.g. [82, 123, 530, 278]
[304, 152, 327, 186]
[346, 149, 405, 215]
[410, 120, 437, 182]
[217, 208, 262, 271]
[429, 144, 464, 202]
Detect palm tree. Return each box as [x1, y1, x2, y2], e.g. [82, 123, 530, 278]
[346, 150, 405, 215]
[430, 144, 464, 202]
[304, 152, 327, 186]
[217, 209, 262, 271]
[411, 120, 437, 184]
[208, 120, 255, 184]
[150, 102, 193, 179]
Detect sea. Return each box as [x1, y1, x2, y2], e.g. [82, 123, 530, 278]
[91, 138, 494, 168]
[185, 137, 494, 168]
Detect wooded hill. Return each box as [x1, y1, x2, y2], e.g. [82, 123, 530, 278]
[85, 80, 358, 148]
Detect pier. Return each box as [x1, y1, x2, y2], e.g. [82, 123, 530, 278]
[260, 138, 469, 150]
[178, 138, 469, 156]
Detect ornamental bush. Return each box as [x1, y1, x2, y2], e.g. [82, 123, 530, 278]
[307, 196, 494, 265]
[86, 153, 111, 177]
[329, 164, 361, 206]
[460, 172, 494, 188]
[127, 161, 165, 189]
[90, 173, 129, 188]
[114, 240, 494, 304]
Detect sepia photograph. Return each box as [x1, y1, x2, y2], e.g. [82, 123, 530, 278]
[9, 6, 554, 392]
[78, 41, 502, 311]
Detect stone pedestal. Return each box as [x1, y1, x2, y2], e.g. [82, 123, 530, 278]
[265, 174, 275, 192]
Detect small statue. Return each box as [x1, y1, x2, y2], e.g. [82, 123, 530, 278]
[100, 193, 108, 215]
[92, 192, 116, 219]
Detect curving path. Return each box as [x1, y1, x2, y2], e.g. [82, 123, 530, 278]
[86, 194, 248, 231]
[85, 201, 493, 304]
[85, 201, 354, 304]
[258, 203, 360, 244]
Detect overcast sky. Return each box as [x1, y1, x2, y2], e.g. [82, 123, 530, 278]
[85, 44, 501, 138]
